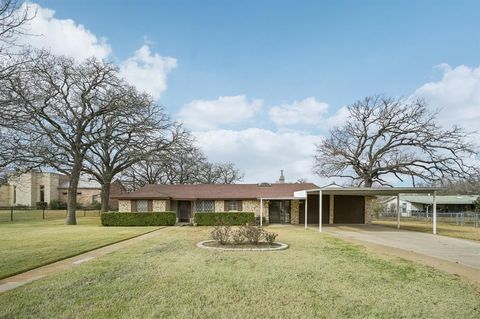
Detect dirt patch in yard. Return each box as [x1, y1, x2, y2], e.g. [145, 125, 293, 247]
[340, 236, 480, 291]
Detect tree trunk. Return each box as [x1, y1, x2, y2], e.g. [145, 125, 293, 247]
[101, 180, 112, 212]
[66, 163, 82, 225]
[364, 178, 373, 188]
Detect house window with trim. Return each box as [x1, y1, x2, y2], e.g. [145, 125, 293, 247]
[39, 185, 45, 202]
[137, 200, 148, 212]
[196, 200, 215, 212]
[225, 200, 242, 211]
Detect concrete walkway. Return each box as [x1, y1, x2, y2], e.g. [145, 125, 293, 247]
[0, 227, 165, 293]
[323, 224, 480, 285]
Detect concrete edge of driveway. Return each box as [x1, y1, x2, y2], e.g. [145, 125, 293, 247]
[336, 234, 480, 290]
[0, 227, 166, 293]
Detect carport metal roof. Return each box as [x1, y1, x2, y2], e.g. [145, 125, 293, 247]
[291, 186, 444, 235]
[295, 186, 443, 197]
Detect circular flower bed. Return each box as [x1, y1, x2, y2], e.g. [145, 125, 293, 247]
[198, 224, 289, 251]
[197, 240, 288, 251]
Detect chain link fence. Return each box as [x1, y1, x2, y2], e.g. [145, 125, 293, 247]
[375, 210, 480, 228]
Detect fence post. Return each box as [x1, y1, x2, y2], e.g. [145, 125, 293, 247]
[10, 206, 13, 222]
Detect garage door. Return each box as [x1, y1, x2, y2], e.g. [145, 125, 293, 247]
[334, 195, 364, 224]
[299, 195, 329, 224]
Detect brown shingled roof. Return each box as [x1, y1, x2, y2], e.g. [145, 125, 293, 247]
[113, 183, 318, 200]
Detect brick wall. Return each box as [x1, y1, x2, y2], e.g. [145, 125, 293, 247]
[290, 200, 299, 224]
[364, 196, 374, 224]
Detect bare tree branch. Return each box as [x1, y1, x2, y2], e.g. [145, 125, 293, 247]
[314, 95, 479, 187]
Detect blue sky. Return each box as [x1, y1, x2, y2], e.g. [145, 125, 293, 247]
[24, 1, 480, 183]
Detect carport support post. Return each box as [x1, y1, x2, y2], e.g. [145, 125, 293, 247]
[433, 191, 437, 235]
[318, 190, 323, 232]
[396, 195, 400, 229]
[260, 198, 263, 227]
[304, 194, 308, 229]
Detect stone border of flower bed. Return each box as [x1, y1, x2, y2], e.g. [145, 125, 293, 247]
[196, 240, 289, 252]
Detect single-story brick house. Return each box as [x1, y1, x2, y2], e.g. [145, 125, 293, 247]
[114, 182, 316, 224]
[113, 181, 392, 225]
[113, 178, 443, 230]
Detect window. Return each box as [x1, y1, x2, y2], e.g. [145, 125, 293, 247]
[225, 200, 242, 211]
[137, 200, 148, 212]
[196, 200, 215, 212]
[39, 185, 45, 202]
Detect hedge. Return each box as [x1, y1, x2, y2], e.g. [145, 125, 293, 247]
[194, 212, 255, 226]
[101, 212, 176, 226]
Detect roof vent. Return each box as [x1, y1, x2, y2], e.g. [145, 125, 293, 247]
[257, 182, 272, 187]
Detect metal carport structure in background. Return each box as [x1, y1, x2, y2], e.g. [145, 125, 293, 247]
[293, 186, 444, 234]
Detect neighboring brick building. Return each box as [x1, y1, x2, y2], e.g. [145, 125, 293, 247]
[0, 171, 102, 207]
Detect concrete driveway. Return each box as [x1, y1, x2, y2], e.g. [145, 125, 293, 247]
[323, 225, 480, 270]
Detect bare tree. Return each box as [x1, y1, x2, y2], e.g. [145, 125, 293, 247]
[0, 1, 36, 174]
[83, 91, 186, 211]
[153, 143, 207, 185]
[2, 51, 126, 224]
[121, 141, 244, 189]
[0, 0, 35, 52]
[214, 162, 243, 184]
[314, 96, 478, 187]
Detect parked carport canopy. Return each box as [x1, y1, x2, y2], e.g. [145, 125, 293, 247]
[294, 186, 444, 234]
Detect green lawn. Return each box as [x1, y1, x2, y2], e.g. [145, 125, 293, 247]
[0, 217, 159, 279]
[373, 219, 480, 242]
[1, 226, 479, 318]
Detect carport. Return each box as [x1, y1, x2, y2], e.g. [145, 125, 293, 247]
[294, 186, 443, 234]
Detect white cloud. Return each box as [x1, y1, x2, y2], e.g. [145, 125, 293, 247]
[414, 64, 480, 130]
[269, 97, 349, 128]
[179, 95, 263, 130]
[194, 128, 331, 184]
[17, 3, 111, 60]
[119, 45, 177, 100]
[15, 4, 176, 100]
[269, 97, 328, 126]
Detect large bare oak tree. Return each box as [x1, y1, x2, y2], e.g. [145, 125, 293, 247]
[314, 96, 478, 187]
[83, 91, 186, 212]
[2, 51, 126, 224]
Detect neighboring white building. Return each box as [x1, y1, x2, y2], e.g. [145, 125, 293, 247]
[383, 195, 479, 216]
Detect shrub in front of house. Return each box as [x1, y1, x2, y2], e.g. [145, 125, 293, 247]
[101, 212, 176, 226]
[210, 224, 279, 246]
[211, 225, 231, 245]
[36, 201, 48, 209]
[49, 199, 67, 210]
[194, 212, 255, 226]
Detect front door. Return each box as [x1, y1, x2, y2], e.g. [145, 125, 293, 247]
[269, 200, 291, 224]
[178, 201, 191, 222]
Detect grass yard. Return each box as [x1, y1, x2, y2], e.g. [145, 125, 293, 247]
[1, 226, 479, 318]
[0, 217, 159, 279]
[373, 219, 480, 242]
